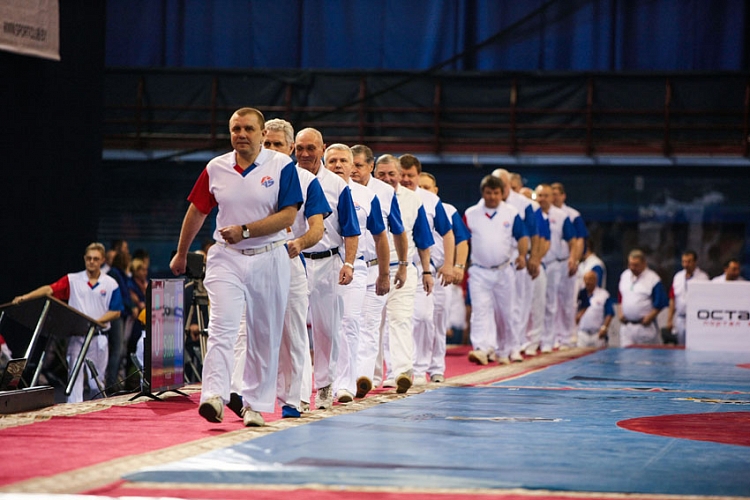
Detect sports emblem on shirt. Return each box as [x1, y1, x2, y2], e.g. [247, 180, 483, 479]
[503, 220, 510, 228]
[100, 289, 107, 296]
[260, 176, 275, 188]
[354, 202, 362, 211]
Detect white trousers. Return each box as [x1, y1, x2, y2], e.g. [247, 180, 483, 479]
[526, 265, 547, 351]
[334, 259, 368, 395]
[468, 265, 514, 357]
[620, 322, 661, 347]
[306, 254, 344, 390]
[202, 244, 289, 414]
[231, 256, 309, 409]
[543, 260, 564, 351]
[510, 266, 533, 354]
[67, 333, 108, 403]
[412, 268, 436, 379]
[384, 264, 418, 378]
[554, 271, 577, 347]
[427, 277, 450, 377]
[577, 330, 606, 348]
[675, 315, 687, 346]
[357, 265, 387, 384]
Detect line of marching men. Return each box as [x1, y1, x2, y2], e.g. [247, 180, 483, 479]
[171, 110, 590, 427]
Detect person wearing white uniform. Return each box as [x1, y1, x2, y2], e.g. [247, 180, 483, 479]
[13, 242, 122, 403]
[375, 155, 434, 394]
[399, 154, 455, 385]
[418, 172, 469, 382]
[294, 128, 360, 411]
[576, 270, 614, 348]
[493, 169, 538, 362]
[350, 145, 408, 398]
[712, 258, 745, 282]
[666, 250, 709, 346]
[325, 144, 390, 403]
[229, 118, 332, 419]
[617, 249, 669, 347]
[577, 240, 606, 291]
[537, 184, 575, 353]
[551, 183, 586, 350]
[525, 197, 551, 356]
[170, 107, 303, 427]
[465, 175, 529, 365]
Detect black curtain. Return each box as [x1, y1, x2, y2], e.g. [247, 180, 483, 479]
[0, 1, 106, 303]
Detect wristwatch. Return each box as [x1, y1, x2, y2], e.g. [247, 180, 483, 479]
[241, 224, 250, 239]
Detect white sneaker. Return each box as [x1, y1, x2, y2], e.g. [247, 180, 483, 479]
[395, 372, 412, 394]
[468, 349, 489, 365]
[316, 385, 333, 410]
[430, 373, 445, 383]
[412, 374, 427, 386]
[510, 351, 524, 363]
[336, 389, 354, 403]
[382, 379, 396, 388]
[198, 396, 224, 423]
[497, 356, 511, 365]
[241, 406, 265, 427]
[524, 346, 539, 357]
[300, 401, 310, 412]
[558, 344, 571, 351]
[541, 346, 553, 354]
[486, 349, 497, 363]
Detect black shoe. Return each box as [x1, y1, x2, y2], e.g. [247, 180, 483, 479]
[227, 392, 243, 418]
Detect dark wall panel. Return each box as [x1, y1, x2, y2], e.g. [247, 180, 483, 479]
[0, 2, 106, 303]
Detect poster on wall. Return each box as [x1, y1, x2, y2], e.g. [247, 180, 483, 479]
[0, 0, 59, 61]
[686, 281, 750, 353]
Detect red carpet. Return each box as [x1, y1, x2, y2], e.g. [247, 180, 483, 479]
[89, 482, 661, 500]
[617, 411, 750, 447]
[0, 344, 481, 487]
[0, 393, 273, 486]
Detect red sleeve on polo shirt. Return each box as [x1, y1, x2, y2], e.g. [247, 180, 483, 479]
[49, 275, 70, 301]
[187, 169, 217, 214]
[669, 285, 675, 299]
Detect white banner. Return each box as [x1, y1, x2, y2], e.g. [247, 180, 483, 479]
[686, 281, 750, 352]
[0, 0, 59, 61]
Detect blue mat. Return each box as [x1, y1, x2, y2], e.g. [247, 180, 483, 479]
[496, 348, 750, 392]
[125, 349, 750, 496]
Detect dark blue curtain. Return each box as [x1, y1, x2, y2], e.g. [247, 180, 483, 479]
[105, 0, 746, 70]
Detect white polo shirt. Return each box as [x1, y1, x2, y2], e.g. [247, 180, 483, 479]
[188, 149, 303, 248]
[465, 200, 525, 268]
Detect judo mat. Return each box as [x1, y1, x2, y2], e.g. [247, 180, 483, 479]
[118, 348, 750, 498]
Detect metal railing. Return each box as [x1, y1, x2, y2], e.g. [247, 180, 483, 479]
[103, 70, 750, 157]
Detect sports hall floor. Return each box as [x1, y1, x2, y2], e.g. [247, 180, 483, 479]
[0, 345, 748, 500]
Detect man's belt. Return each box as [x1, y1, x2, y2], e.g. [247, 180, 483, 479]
[471, 260, 510, 270]
[365, 258, 378, 268]
[302, 247, 340, 260]
[222, 240, 285, 256]
[621, 318, 643, 325]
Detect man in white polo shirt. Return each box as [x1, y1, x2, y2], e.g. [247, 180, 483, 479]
[350, 145, 408, 398]
[576, 270, 614, 348]
[666, 250, 709, 346]
[618, 249, 669, 346]
[375, 155, 434, 394]
[294, 128, 360, 410]
[13, 242, 122, 403]
[399, 154, 455, 384]
[171, 107, 303, 427]
[465, 175, 529, 365]
[325, 144, 390, 402]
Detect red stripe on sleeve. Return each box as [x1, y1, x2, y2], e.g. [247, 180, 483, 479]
[187, 169, 217, 214]
[49, 275, 71, 301]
